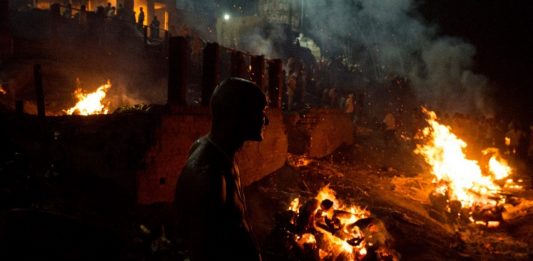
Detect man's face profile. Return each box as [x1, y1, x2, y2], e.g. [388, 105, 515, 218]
[241, 105, 268, 142]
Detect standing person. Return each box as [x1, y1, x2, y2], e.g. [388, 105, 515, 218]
[287, 73, 297, 111]
[150, 16, 160, 39]
[505, 121, 526, 158]
[344, 93, 355, 117]
[137, 7, 145, 30]
[78, 5, 87, 26]
[63, 3, 72, 19]
[174, 78, 266, 261]
[383, 110, 397, 148]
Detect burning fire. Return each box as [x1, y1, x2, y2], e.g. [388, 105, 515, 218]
[414, 108, 522, 225]
[287, 186, 397, 260]
[64, 81, 111, 115]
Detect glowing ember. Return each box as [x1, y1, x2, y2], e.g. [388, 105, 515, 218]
[414, 108, 521, 225]
[288, 198, 300, 213]
[287, 186, 397, 260]
[0, 85, 6, 95]
[64, 81, 111, 115]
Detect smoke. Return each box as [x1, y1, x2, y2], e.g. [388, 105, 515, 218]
[303, 0, 493, 116]
[174, 0, 493, 115]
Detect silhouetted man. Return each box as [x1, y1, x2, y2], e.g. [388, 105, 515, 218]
[137, 7, 145, 30]
[175, 78, 267, 261]
[150, 16, 160, 39]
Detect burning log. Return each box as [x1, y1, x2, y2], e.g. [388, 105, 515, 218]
[276, 186, 399, 261]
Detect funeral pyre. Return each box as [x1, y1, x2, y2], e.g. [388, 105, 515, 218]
[413, 108, 525, 227]
[63, 80, 112, 115]
[279, 185, 399, 261]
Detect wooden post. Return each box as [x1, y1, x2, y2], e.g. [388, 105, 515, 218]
[167, 36, 188, 106]
[268, 59, 283, 108]
[251, 55, 265, 92]
[230, 51, 247, 78]
[34, 64, 45, 119]
[201, 42, 220, 106]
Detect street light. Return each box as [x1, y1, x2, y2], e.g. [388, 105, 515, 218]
[223, 13, 231, 21]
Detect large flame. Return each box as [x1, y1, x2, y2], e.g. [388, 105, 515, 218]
[287, 186, 393, 260]
[414, 108, 519, 213]
[64, 81, 111, 115]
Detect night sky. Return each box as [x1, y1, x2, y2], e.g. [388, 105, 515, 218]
[417, 0, 533, 119]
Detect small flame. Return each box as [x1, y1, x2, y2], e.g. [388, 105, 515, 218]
[0, 85, 6, 95]
[64, 81, 111, 115]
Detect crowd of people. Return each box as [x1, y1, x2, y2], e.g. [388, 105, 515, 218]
[56, 2, 161, 40]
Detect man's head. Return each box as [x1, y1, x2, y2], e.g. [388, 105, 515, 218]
[210, 77, 268, 142]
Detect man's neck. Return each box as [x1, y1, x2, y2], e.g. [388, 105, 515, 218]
[207, 132, 243, 160]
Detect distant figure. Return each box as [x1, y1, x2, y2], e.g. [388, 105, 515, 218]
[107, 6, 116, 17]
[328, 87, 337, 108]
[286, 73, 297, 111]
[96, 5, 106, 18]
[62, 3, 72, 19]
[104, 2, 111, 16]
[505, 121, 526, 158]
[116, 3, 124, 19]
[137, 7, 145, 30]
[344, 93, 355, 115]
[175, 78, 266, 261]
[383, 111, 397, 147]
[150, 16, 160, 39]
[78, 5, 87, 25]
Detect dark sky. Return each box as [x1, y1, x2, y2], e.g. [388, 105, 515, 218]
[417, 0, 533, 119]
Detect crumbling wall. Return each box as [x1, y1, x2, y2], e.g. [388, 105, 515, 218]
[286, 108, 354, 158]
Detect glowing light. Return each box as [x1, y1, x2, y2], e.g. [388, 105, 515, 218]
[223, 13, 231, 21]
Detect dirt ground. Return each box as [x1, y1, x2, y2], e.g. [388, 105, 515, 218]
[246, 129, 533, 261]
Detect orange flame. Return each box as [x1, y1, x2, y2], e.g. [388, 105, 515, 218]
[289, 186, 376, 260]
[414, 108, 520, 215]
[64, 81, 111, 115]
